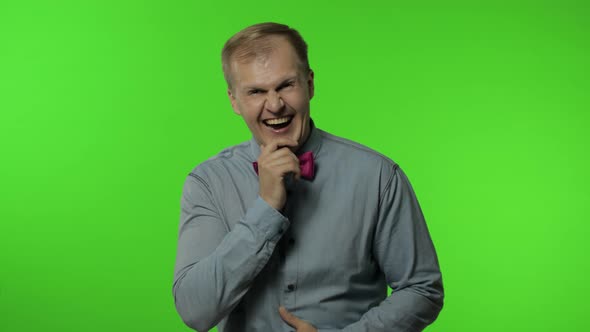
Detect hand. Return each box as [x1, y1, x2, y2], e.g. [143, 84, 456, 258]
[279, 306, 318, 332]
[257, 138, 300, 210]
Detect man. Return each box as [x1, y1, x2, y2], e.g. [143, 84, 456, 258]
[173, 22, 444, 332]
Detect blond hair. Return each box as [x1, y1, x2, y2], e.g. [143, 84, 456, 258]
[221, 22, 310, 89]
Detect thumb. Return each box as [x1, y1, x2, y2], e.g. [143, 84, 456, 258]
[279, 306, 300, 327]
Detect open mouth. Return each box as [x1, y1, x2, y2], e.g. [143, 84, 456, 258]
[263, 116, 293, 130]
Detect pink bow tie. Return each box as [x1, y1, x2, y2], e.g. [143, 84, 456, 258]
[252, 151, 315, 180]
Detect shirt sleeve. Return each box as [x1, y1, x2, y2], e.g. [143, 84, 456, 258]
[328, 164, 444, 332]
[172, 172, 290, 331]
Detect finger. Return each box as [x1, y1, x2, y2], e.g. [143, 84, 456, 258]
[264, 152, 300, 169]
[294, 169, 301, 181]
[263, 146, 297, 161]
[259, 149, 300, 169]
[274, 155, 301, 181]
[263, 159, 301, 178]
[291, 156, 301, 181]
[261, 138, 299, 152]
[278, 306, 300, 328]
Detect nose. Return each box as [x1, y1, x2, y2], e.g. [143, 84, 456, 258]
[264, 91, 285, 113]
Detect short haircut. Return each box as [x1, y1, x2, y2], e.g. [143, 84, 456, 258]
[221, 22, 310, 89]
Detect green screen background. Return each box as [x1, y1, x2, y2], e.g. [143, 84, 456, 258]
[1, 1, 588, 331]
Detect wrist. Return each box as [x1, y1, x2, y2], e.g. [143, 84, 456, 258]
[259, 193, 284, 211]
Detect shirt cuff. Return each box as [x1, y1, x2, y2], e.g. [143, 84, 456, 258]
[242, 196, 290, 240]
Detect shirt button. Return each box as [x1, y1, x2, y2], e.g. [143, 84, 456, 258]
[287, 284, 295, 292]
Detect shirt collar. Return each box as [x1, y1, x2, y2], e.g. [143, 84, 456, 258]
[249, 119, 322, 161]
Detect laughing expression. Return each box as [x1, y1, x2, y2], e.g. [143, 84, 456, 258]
[227, 36, 314, 152]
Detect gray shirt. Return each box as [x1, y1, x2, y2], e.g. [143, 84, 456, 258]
[173, 123, 444, 332]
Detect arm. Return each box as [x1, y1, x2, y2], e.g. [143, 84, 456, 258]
[323, 165, 444, 332]
[172, 173, 289, 331]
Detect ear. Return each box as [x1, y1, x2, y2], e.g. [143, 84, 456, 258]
[227, 88, 241, 115]
[307, 70, 315, 100]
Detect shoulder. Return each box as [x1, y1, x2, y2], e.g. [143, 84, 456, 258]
[317, 129, 399, 170]
[315, 128, 403, 200]
[188, 140, 253, 181]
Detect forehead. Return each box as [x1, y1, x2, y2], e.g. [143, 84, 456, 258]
[230, 36, 302, 88]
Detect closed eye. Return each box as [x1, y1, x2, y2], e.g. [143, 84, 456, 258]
[248, 89, 263, 96]
[277, 81, 295, 91]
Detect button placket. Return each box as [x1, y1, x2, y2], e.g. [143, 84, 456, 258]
[280, 199, 299, 310]
[281, 231, 298, 308]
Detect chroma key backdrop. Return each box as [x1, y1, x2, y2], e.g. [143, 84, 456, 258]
[1, 1, 588, 331]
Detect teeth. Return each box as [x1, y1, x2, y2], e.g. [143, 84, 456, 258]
[265, 117, 291, 125]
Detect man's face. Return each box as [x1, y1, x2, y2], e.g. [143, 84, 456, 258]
[227, 36, 314, 152]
